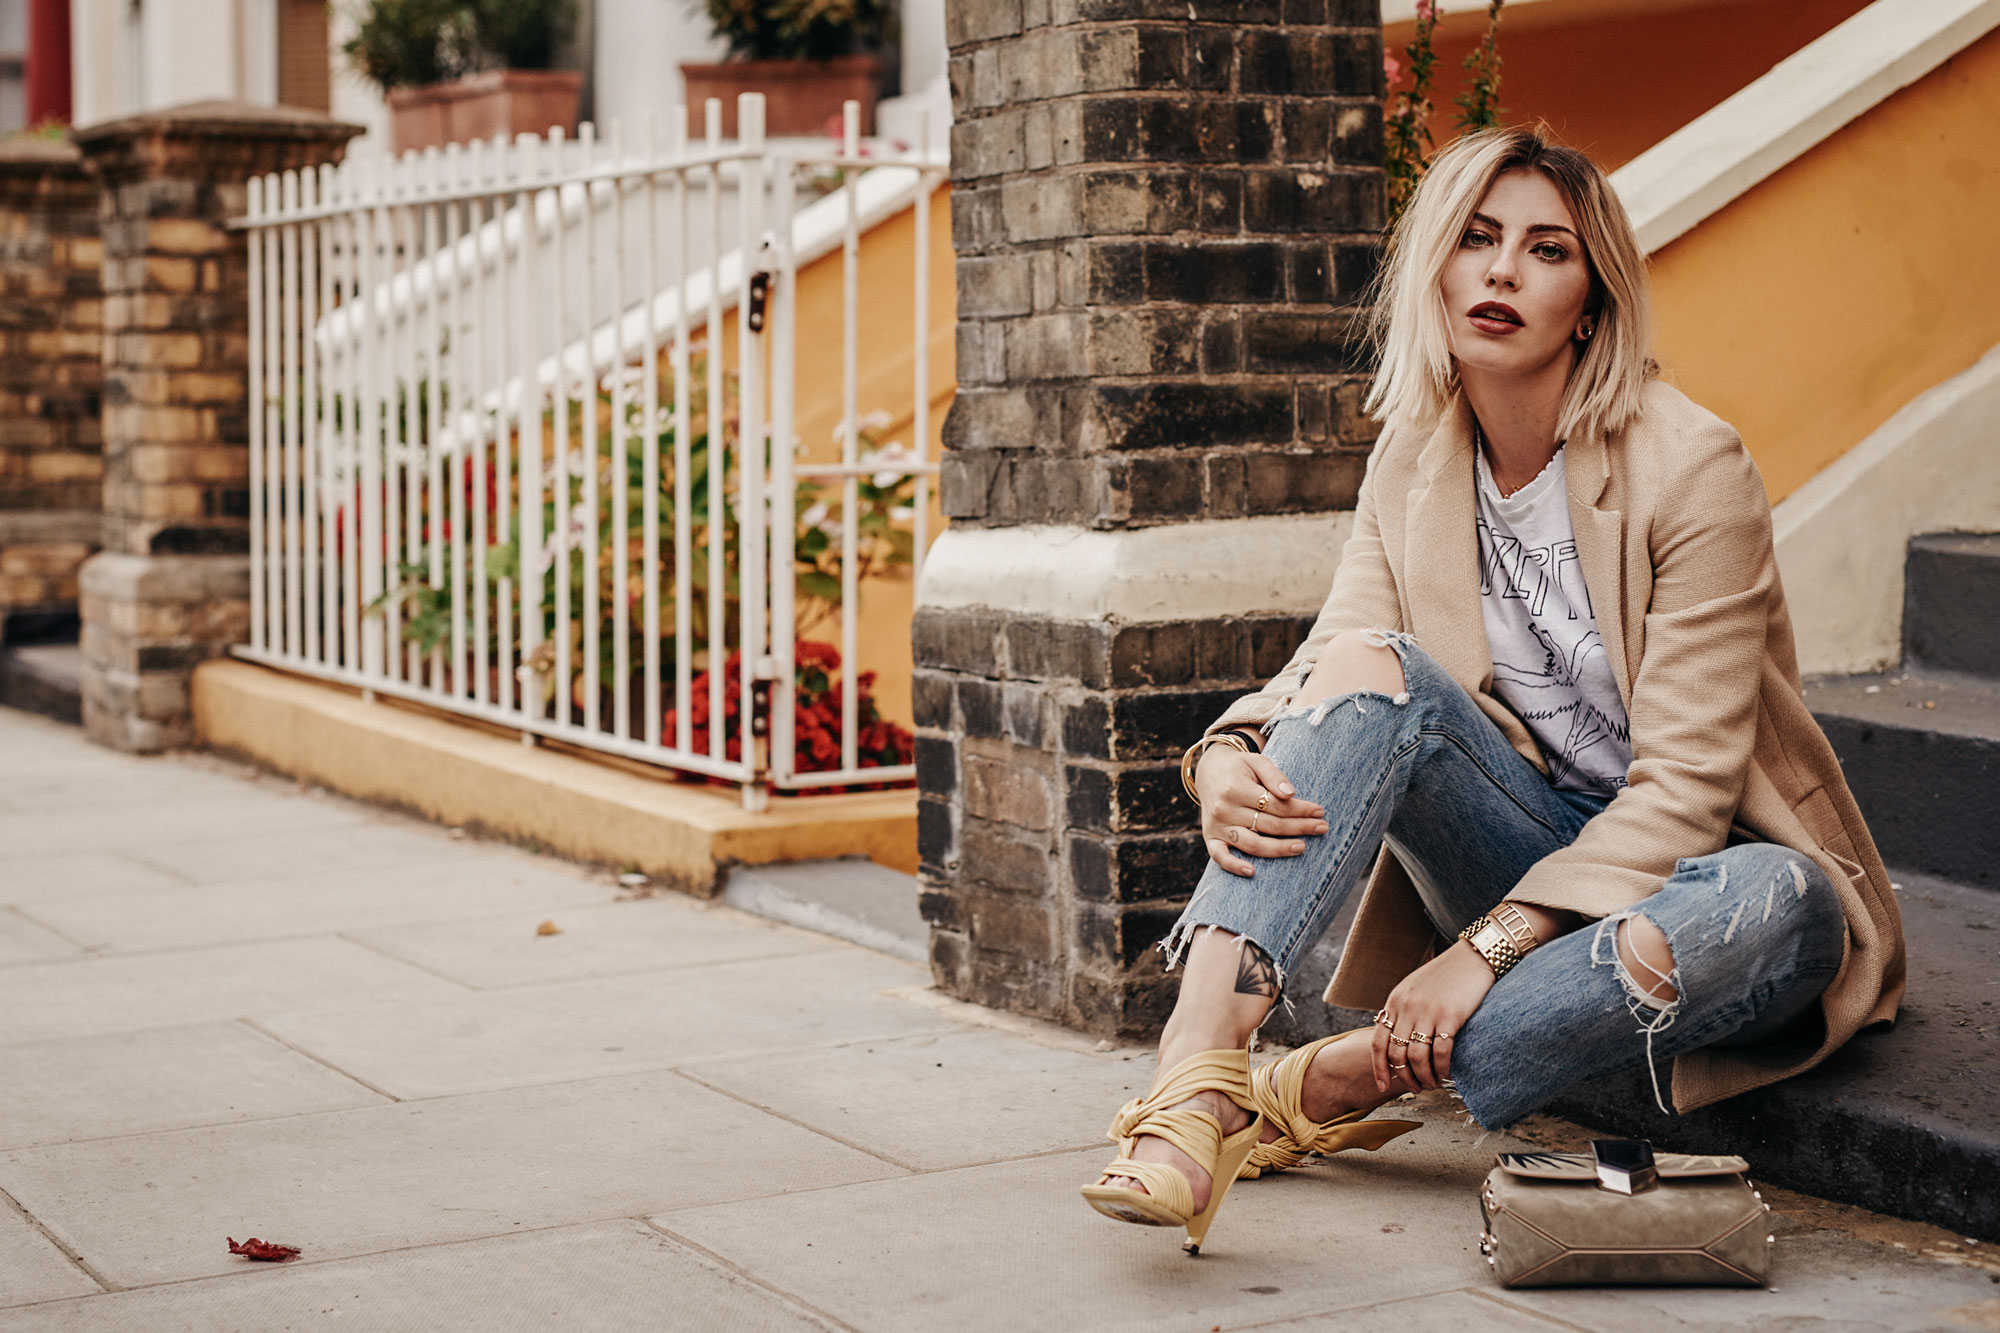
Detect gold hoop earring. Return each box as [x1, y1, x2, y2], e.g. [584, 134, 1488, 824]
[1577, 324, 1595, 342]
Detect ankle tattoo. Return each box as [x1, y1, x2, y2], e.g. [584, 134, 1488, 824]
[1233, 943, 1280, 999]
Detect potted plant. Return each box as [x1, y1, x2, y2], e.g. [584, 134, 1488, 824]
[345, 0, 583, 154]
[682, 0, 891, 138]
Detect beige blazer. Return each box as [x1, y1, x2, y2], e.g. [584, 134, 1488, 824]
[1208, 379, 1905, 1113]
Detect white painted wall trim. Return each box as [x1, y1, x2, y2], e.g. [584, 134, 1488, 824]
[916, 513, 1354, 623]
[1774, 341, 2000, 677]
[1611, 0, 2000, 254]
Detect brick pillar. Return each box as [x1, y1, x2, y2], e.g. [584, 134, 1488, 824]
[0, 136, 100, 640]
[73, 101, 362, 752]
[917, 2, 1386, 1036]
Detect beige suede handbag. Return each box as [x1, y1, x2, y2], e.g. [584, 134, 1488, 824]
[1478, 1142, 1774, 1288]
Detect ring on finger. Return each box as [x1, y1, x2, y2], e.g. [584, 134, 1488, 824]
[1374, 1010, 1395, 1029]
[1250, 809, 1262, 834]
[1389, 1062, 1408, 1071]
[1256, 790, 1270, 814]
[1434, 1031, 1454, 1042]
[1408, 1031, 1433, 1044]
[1388, 1035, 1410, 1047]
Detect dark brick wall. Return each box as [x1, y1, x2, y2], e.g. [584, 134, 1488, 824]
[916, 606, 1317, 1030]
[928, 0, 1385, 1037]
[943, 0, 1384, 533]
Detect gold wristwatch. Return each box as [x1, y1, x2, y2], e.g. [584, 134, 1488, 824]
[1459, 902, 1541, 980]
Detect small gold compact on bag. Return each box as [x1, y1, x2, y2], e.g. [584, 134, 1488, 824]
[1478, 1140, 1773, 1288]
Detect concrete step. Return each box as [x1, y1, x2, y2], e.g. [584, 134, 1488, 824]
[1551, 870, 2000, 1241]
[722, 858, 930, 964]
[0, 640, 83, 726]
[1905, 532, 2000, 679]
[1804, 670, 2000, 888]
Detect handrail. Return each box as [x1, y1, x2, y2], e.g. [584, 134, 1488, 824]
[1611, 0, 2000, 254]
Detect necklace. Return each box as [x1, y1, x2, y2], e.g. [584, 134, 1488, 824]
[1473, 420, 1561, 500]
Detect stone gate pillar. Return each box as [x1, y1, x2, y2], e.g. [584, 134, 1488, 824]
[0, 136, 100, 642]
[73, 102, 362, 752]
[916, 1, 1387, 1036]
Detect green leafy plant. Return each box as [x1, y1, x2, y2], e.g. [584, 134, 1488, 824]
[368, 355, 921, 765]
[466, 0, 577, 69]
[698, 0, 890, 61]
[345, 0, 577, 90]
[1384, 0, 1507, 225]
[343, 0, 473, 90]
[1454, 0, 1506, 134]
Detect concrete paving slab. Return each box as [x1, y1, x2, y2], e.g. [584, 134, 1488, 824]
[1240, 1289, 1567, 1331]
[0, 852, 194, 905]
[4, 764, 282, 816]
[0, 1022, 387, 1151]
[0, 796, 368, 862]
[686, 1027, 1154, 1170]
[19, 856, 620, 954]
[129, 818, 505, 890]
[658, 1141, 1502, 1333]
[345, 897, 838, 990]
[0, 1070, 904, 1289]
[0, 938, 468, 1045]
[0, 1219, 838, 1331]
[1495, 1227, 2000, 1332]
[256, 948, 948, 1099]
[0, 909, 81, 966]
[0, 1209, 98, 1310]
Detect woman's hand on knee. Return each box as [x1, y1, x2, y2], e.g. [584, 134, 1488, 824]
[1371, 945, 1495, 1094]
[1196, 748, 1329, 877]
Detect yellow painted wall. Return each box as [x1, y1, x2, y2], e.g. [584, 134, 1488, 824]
[1646, 26, 2000, 503]
[1390, 0, 1871, 168]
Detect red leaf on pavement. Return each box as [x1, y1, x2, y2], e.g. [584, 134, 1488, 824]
[227, 1237, 301, 1262]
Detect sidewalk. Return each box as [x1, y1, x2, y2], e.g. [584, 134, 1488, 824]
[2, 706, 1996, 1332]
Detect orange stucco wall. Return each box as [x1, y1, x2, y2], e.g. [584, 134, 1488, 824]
[1645, 25, 2000, 503]
[1390, 0, 1872, 168]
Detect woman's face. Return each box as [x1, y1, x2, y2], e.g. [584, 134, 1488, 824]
[1440, 168, 1596, 382]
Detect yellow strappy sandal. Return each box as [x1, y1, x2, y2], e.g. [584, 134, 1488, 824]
[1239, 1029, 1421, 1180]
[1079, 1047, 1264, 1255]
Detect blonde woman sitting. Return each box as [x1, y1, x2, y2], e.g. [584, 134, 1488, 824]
[1080, 127, 1905, 1255]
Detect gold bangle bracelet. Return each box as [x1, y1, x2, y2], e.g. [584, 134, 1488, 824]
[1180, 731, 1252, 803]
[1491, 901, 1541, 956]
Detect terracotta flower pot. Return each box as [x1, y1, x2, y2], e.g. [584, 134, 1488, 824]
[387, 68, 584, 154]
[679, 56, 883, 139]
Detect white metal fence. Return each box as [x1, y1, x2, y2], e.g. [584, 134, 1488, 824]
[236, 94, 944, 807]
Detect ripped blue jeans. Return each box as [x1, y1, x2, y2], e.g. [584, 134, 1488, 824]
[1164, 637, 1848, 1128]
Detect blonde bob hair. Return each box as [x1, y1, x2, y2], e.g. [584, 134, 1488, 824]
[1363, 126, 1654, 445]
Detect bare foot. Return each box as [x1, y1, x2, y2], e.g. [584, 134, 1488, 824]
[1105, 1089, 1249, 1215]
[1248, 1034, 1396, 1149]
[1297, 1031, 1397, 1125]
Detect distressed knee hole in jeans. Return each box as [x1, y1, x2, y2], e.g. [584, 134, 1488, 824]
[1271, 688, 1413, 729]
[1278, 627, 1417, 715]
[1591, 912, 1684, 1115]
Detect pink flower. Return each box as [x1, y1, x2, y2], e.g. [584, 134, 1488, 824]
[1414, 0, 1435, 20]
[1384, 52, 1403, 85]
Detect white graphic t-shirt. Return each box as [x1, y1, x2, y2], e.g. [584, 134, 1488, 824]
[1474, 445, 1633, 796]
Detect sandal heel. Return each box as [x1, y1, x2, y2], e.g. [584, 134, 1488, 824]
[1081, 1047, 1264, 1256]
[1181, 1118, 1263, 1256]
